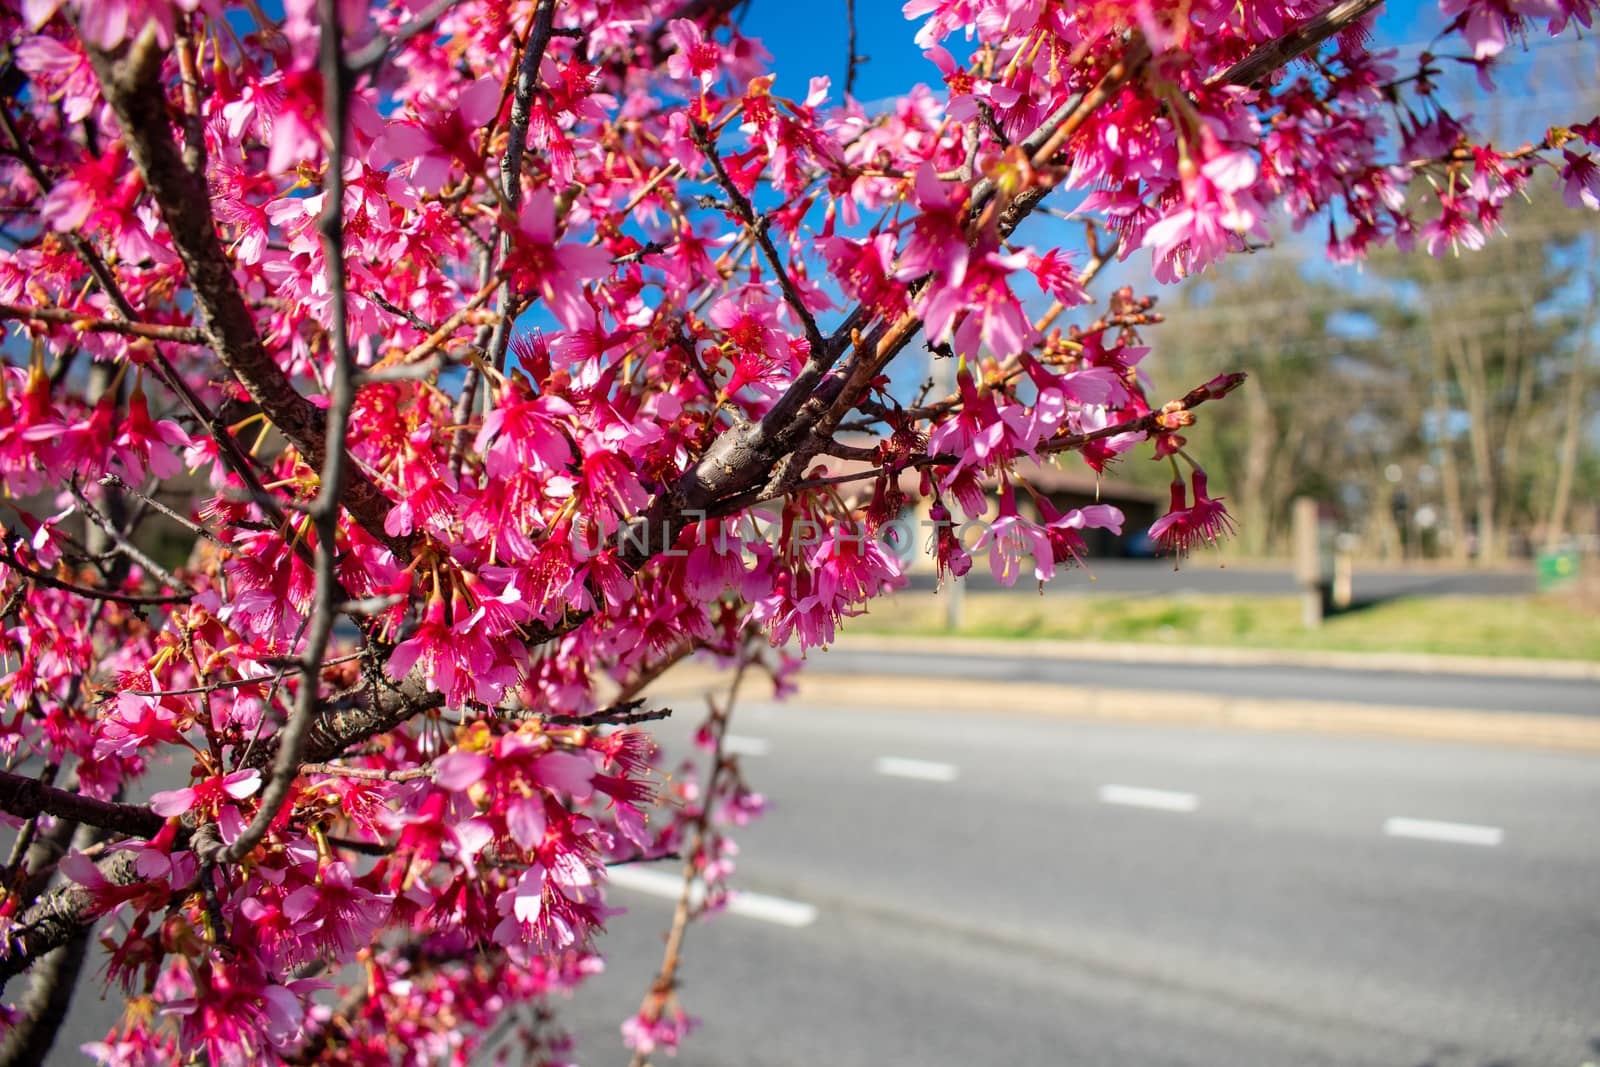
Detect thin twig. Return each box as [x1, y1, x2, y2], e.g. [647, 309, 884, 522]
[843, 0, 862, 98]
[67, 481, 194, 594]
[485, 0, 558, 375]
[0, 303, 206, 344]
[688, 121, 827, 357]
[348, 0, 459, 73]
[0, 544, 190, 607]
[542, 699, 673, 727]
[98, 474, 225, 547]
[628, 643, 756, 1067]
[225, 1, 358, 863]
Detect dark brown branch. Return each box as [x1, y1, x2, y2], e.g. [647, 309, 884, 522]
[541, 698, 673, 727]
[843, 0, 862, 98]
[86, 28, 412, 563]
[0, 770, 166, 839]
[1211, 0, 1385, 87]
[689, 121, 827, 357]
[0, 303, 206, 344]
[226, 0, 359, 864]
[0, 853, 136, 992]
[485, 0, 558, 374]
[0, 544, 190, 607]
[0, 918, 89, 1067]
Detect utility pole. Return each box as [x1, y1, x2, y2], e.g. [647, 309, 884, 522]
[934, 350, 964, 632]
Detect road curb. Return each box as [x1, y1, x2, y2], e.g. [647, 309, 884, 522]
[831, 634, 1600, 681]
[650, 669, 1600, 754]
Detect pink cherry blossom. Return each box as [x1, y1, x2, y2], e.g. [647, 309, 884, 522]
[0, 1, 1589, 1062]
[149, 768, 261, 818]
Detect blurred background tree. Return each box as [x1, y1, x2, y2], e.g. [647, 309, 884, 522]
[1144, 191, 1600, 562]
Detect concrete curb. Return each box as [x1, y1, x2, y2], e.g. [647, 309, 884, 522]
[651, 669, 1600, 754]
[831, 633, 1600, 681]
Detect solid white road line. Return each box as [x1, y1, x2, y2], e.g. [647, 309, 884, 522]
[724, 890, 820, 928]
[605, 866, 819, 928]
[722, 735, 771, 757]
[1097, 784, 1199, 813]
[1383, 817, 1504, 847]
[874, 756, 960, 782]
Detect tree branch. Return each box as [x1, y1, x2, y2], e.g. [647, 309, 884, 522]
[66, 481, 195, 596]
[689, 120, 827, 358]
[0, 303, 206, 344]
[0, 544, 190, 607]
[0, 770, 165, 841]
[0, 846, 93, 1066]
[225, 0, 359, 864]
[484, 0, 558, 375]
[0, 853, 134, 993]
[1211, 0, 1385, 87]
[86, 28, 412, 563]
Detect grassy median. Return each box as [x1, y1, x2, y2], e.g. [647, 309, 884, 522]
[852, 590, 1600, 662]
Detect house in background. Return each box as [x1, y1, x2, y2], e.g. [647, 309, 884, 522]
[812, 448, 1163, 570]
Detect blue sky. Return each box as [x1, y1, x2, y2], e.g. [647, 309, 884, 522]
[731, 0, 1596, 400]
[740, 0, 1445, 105]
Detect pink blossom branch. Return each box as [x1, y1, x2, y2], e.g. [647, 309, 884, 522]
[628, 647, 755, 1067]
[0, 303, 206, 344]
[689, 120, 828, 355]
[86, 27, 413, 562]
[1211, 0, 1385, 87]
[715, 372, 1250, 510]
[224, 0, 360, 865]
[0, 96, 293, 542]
[485, 0, 559, 375]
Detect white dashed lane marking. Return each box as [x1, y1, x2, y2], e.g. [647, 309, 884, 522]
[606, 866, 818, 928]
[722, 735, 771, 757]
[1383, 817, 1504, 847]
[874, 756, 960, 782]
[1097, 784, 1199, 813]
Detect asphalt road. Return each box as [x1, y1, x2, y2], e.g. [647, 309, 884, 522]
[902, 559, 1536, 598]
[570, 700, 1600, 1067]
[807, 647, 1600, 717]
[34, 667, 1600, 1065]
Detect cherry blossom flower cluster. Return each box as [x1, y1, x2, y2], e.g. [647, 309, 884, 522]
[0, 0, 1593, 1062]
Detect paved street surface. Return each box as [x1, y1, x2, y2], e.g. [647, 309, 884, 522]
[38, 663, 1600, 1066]
[808, 646, 1600, 716]
[570, 701, 1600, 1067]
[903, 559, 1536, 598]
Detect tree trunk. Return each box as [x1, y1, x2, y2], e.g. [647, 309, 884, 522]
[1240, 368, 1276, 556]
[1546, 339, 1591, 550]
[1431, 353, 1469, 563]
